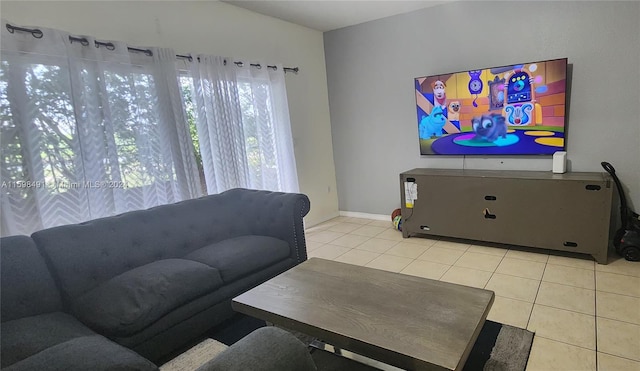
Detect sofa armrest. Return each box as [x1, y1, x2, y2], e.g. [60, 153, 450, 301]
[220, 189, 310, 263]
[196, 327, 317, 371]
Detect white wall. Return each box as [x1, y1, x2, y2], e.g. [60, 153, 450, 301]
[324, 1, 640, 215]
[1, 0, 340, 225]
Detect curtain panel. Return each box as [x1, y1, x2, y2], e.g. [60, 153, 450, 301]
[181, 56, 299, 195]
[0, 20, 202, 236]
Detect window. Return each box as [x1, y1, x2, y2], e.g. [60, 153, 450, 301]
[1, 45, 200, 236]
[1, 27, 297, 236]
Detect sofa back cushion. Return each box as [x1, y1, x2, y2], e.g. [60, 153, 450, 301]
[0, 236, 62, 322]
[31, 192, 253, 301]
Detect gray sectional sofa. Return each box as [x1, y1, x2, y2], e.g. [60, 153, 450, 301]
[1, 188, 310, 369]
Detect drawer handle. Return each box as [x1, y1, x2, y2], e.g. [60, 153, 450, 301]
[585, 185, 601, 191]
[563, 241, 578, 247]
[483, 208, 496, 219]
[485, 195, 497, 201]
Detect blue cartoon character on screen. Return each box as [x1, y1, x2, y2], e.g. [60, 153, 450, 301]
[472, 113, 507, 142]
[419, 106, 447, 139]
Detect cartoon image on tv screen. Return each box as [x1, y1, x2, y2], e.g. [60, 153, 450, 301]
[415, 58, 568, 155]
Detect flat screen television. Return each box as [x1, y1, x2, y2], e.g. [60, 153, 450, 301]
[414, 58, 568, 155]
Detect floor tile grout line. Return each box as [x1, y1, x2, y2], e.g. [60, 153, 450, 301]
[527, 261, 549, 329]
[544, 262, 597, 272]
[314, 219, 639, 275]
[533, 334, 597, 353]
[482, 253, 515, 329]
[482, 253, 534, 329]
[328, 252, 627, 322]
[595, 288, 640, 299]
[455, 251, 504, 271]
[533, 302, 597, 319]
[491, 272, 542, 283]
[421, 244, 469, 255]
[328, 233, 374, 250]
[365, 253, 414, 273]
[492, 293, 595, 317]
[353, 245, 397, 255]
[313, 227, 632, 281]
[315, 220, 640, 366]
[594, 313, 640, 327]
[594, 269, 640, 279]
[333, 249, 360, 262]
[596, 350, 640, 363]
[537, 278, 596, 291]
[490, 270, 582, 287]
[307, 233, 346, 244]
[501, 252, 550, 264]
[312, 226, 638, 366]
[349, 230, 390, 238]
[476, 246, 508, 289]
[492, 294, 536, 305]
[436, 246, 470, 280]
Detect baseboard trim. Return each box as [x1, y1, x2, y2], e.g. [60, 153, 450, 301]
[339, 211, 389, 221]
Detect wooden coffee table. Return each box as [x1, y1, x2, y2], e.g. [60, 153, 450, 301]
[232, 258, 494, 371]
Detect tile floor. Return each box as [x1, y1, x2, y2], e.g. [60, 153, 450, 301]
[305, 216, 640, 371]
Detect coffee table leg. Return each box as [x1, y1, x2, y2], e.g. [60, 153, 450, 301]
[310, 339, 341, 354]
[309, 340, 402, 371]
[309, 339, 329, 352]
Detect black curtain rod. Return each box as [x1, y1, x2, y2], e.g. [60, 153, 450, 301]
[177, 55, 299, 74]
[69, 36, 153, 57]
[8, 23, 299, 74]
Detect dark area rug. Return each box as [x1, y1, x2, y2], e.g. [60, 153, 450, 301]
[210, 314, 534, 371]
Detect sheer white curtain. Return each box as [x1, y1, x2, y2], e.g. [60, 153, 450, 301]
[185, 56, 299, 194]
[0, 20, 202, 236]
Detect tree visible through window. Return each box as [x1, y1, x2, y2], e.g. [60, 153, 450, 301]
[1, 38, 297, 236]
[178, 75, 278, 194]
[1, 50, 200, 235]
[178, 75, 206, 194]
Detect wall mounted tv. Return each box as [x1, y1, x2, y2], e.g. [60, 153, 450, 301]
[415, 58, 568, 155]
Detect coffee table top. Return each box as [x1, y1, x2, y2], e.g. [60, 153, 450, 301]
[232, 258, 494, 371]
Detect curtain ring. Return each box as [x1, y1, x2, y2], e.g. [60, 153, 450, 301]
[5, 23, 44, 39]
[95, 40, 116, 51]
[69, 36, 90, 46]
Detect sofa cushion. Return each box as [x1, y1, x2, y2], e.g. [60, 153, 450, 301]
[115, 258, 297, 362]
[184, 236, 290, 283]
[0, 312, 95, 368]
[196, 327, 317, 371]
[30, 190, 309, 305]
[3, 335, 158, 371]
[0, 236, 62, 322]
[30, 192, 274, 302]
[72, 259, 223, 337]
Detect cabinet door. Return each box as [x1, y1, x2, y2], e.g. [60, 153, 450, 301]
[476, 178, 612, 255]
[402, 175, 485, 241]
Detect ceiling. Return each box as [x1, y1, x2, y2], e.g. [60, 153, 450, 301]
[222, 1, 450, 32]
